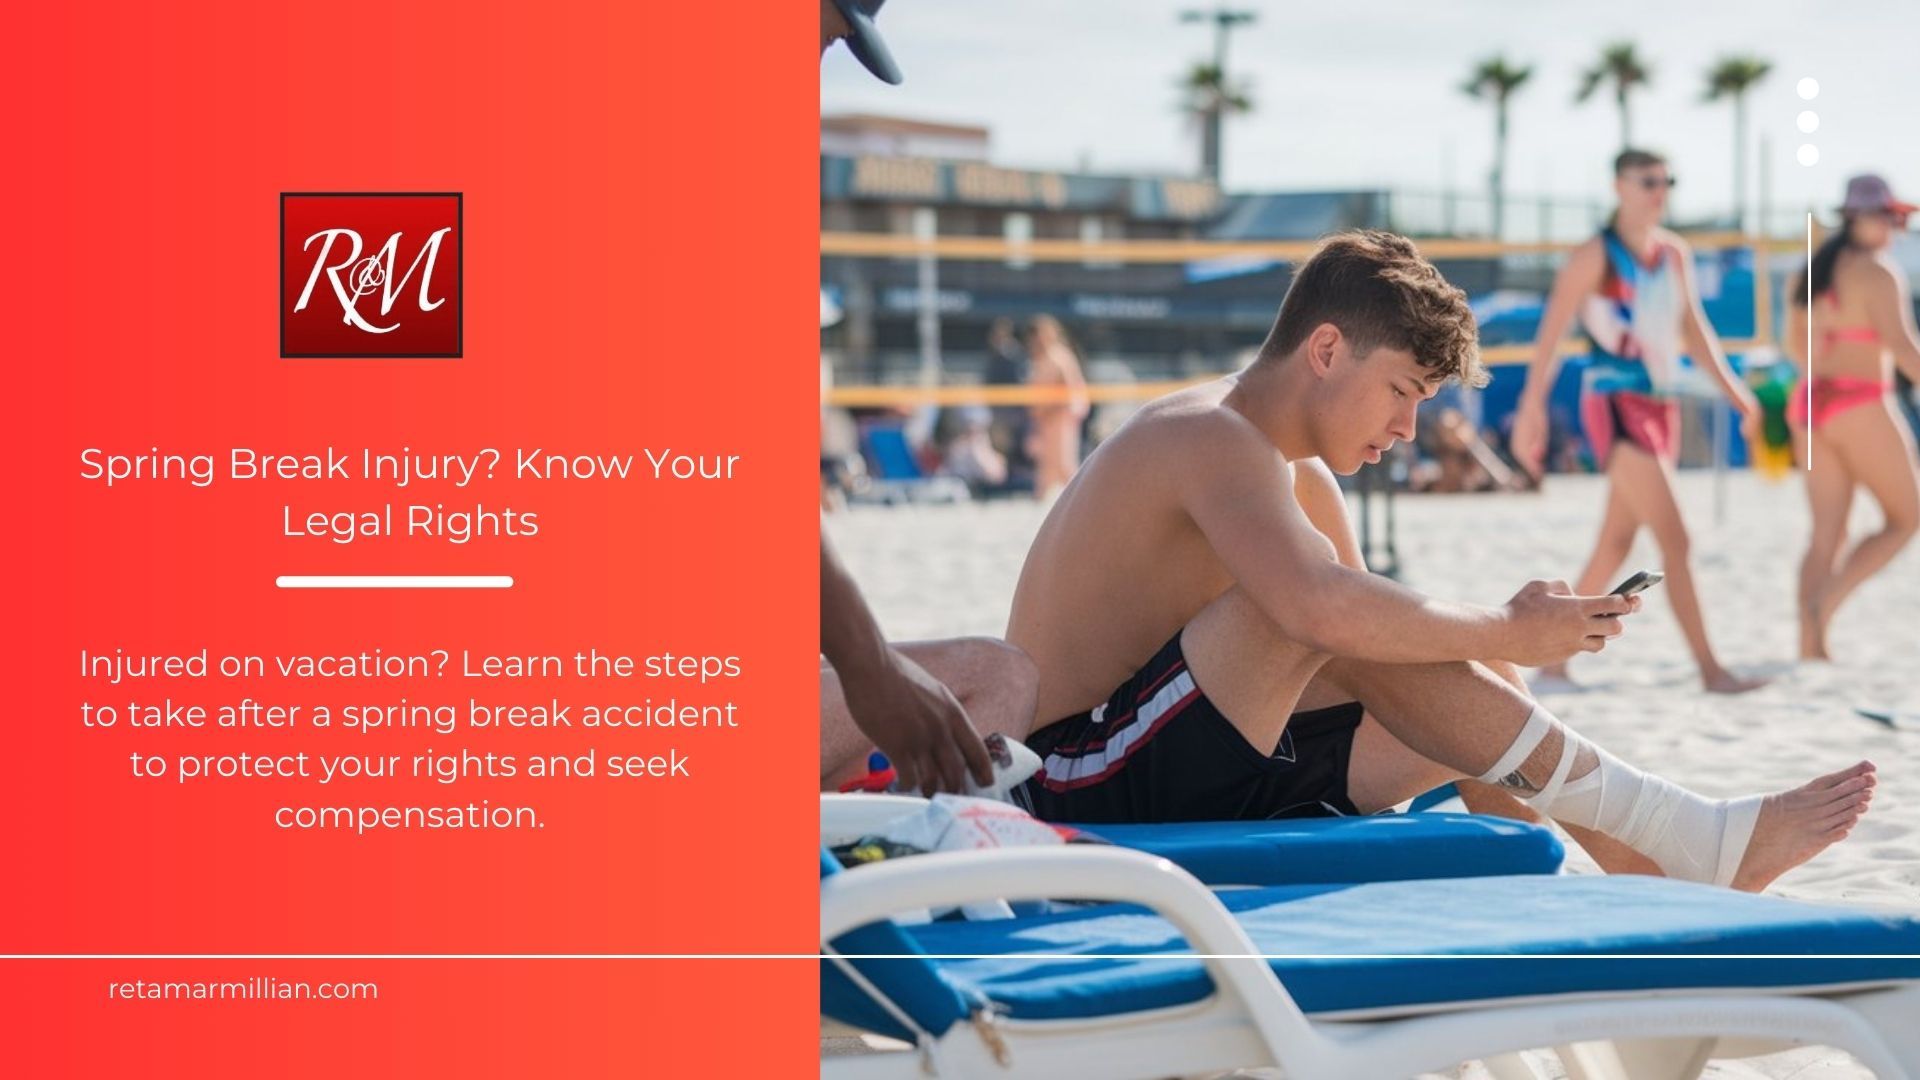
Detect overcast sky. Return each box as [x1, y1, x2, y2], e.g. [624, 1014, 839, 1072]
[821, 0, 1919, 227]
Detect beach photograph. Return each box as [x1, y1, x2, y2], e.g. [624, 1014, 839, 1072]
[817, 2, 1920, 1075]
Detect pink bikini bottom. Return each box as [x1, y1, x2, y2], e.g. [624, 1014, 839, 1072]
[1789, 377, 1890, 431]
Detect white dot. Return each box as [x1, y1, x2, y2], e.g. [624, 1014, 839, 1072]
[1798, 111, 1820, 133]
[1797, 77, 1820, 100]
[1798, 144, 1820, 167]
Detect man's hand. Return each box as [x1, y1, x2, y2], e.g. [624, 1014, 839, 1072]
[1497, 579, 1640, 668]
[1731, 388, 1764, 449]
[1510, 398, 1550, 479]
[840, 646, 995, 796]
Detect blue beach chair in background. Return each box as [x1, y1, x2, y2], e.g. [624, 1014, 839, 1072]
[855, 423, 969, 505]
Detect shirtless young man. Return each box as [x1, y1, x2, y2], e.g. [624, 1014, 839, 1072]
[985, 231, 1866, 892]
[820, 231, 1873, 889]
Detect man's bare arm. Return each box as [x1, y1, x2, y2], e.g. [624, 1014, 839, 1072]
[1672, 235, 1760, 416]
[821, 528, 993, 793]
[1512, 240, 1606, 474]
[1182, 420, 1627, 667]
[1291, 458, 1368, 570]
[1521, 239, 1607, 397]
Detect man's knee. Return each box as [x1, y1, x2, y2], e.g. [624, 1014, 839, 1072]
[970, 636, 1037, 694]
[1479, 658, 1529, 692]
[949, 637, 1038, 730]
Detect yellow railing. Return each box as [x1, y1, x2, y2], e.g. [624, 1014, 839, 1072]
[821, 230, 1805, 263]
[822, 230, 1793, 408]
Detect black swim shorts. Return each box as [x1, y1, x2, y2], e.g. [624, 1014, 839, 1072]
[1013, 631, 1366, 823]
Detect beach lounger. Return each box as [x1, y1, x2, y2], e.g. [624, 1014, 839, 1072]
[821, 846, 1920, 1079]
[824, 791, 1566, 886]
[854, 423, 970, 505]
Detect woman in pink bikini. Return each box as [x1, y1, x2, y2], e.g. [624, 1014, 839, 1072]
[1785, 174, 1920, 660]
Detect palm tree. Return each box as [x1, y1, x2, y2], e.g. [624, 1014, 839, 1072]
[1576, 42, 1653, 150]
[1462, 56, 1534, 239]
[1704, 55, 1773, 233]
[1178, 61, 1254, 182]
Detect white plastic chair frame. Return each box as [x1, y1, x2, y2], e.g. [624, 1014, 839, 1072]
[820, 845, 1920, 1080]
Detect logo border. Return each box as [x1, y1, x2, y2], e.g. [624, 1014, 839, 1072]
[279, 191, 464, 359]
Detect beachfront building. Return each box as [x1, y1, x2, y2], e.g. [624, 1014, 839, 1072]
[820, 115, 1634, 390]
[820, 114, 1880, 472]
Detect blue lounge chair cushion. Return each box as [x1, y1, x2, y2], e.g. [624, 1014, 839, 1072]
[821, 851, 970, 1039]
[1085, 813, 1564, 885]
[887, 875, 1920, 1021]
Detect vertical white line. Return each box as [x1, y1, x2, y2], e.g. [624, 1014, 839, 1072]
[1807, 212, 1814, 471]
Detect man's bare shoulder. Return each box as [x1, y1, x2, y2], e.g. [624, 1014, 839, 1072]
[1110, 379, 1283, 461]
[1654, 226, 1693, 256]
[1086, 381, 1299, 525]
[1568, 235, 1607, 262]
[1556, 237, 1607, 283]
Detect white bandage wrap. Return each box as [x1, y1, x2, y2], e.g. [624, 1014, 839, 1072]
[1477, 707, 1761, 887]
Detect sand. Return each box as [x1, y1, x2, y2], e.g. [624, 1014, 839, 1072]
[824, 468, 1919, 1077]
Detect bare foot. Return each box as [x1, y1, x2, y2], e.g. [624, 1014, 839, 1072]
[1703, 668, 1769, 694]
[1728, 761, 1877, 892]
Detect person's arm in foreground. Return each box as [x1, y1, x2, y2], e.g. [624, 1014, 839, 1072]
[821, 528, 993, 794]
[1183, 421, 1634, 668]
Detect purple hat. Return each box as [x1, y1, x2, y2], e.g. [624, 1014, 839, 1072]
[1840, 174, 1917, 217]
[829, 0, 903, 85]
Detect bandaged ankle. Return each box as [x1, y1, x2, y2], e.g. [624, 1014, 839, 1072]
[1476, 707, 1760, 887]
[1473, 707, 1579, 804]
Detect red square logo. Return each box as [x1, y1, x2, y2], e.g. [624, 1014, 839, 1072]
[280, 192, 462, 357]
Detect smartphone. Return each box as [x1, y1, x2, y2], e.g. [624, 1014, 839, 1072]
[1610, 570, 1665, 597]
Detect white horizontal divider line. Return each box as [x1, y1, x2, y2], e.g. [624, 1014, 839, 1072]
[275, 576, 513, 589]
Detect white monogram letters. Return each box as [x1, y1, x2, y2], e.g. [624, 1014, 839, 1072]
[293, 227, 452, 333]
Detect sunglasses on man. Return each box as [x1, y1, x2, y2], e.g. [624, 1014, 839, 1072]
[1635, 175, 1677, 191]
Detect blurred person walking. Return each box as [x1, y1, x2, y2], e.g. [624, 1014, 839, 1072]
[1784, 174, 1920, 660]
[1511, 150, 1766, 694]
[1025, 315, 1089, 499]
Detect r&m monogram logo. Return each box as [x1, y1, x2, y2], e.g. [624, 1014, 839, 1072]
[279, 192, 463, 358]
